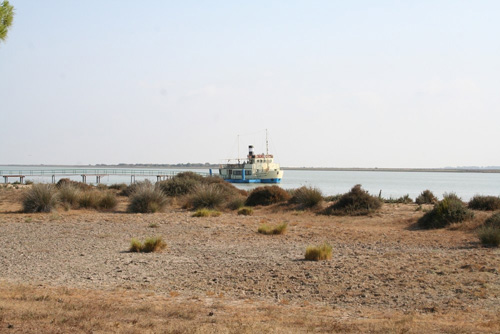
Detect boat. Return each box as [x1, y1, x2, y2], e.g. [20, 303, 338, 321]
[219, 133, 284, 183]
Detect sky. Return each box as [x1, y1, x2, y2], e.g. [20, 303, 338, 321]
[1, 1, 499, 168]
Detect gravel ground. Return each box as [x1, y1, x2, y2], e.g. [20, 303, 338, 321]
[0, 200, 498, 320]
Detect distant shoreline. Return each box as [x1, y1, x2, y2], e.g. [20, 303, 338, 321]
[2, 164, 500, 174]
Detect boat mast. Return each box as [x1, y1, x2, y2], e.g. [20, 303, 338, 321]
[266, 129, 269, 156]
[237, 134, 240, 164]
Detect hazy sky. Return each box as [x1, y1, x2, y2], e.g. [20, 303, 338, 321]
[1, 1, 499, 168]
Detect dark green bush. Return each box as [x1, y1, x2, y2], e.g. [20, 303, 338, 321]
[417, 193, 474, 229]
[56, 178, 91, 191]
[484, 212, 500, 228]
[289, 186, 324, 208]
[23, 184, 58, 213]
[323, 184, 382, 216]
[245, 185, 291, 206]
[468, 195, 500, 211]
[415, 190, 437, 205]
[128, 182, 168, 213]
[158, 177, 199, 197]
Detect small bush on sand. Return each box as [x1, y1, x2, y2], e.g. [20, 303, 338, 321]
[417, 193, 474, 229]
[468, 195, 500, 211]
[23, 184, 58, 213]
[415, 190, 437, 205]
[238, 207, 253, 216]
[128, 182, 168, 213]
[192, 209, 222, 217]
[187, 184, 226, 210]
[129, 236, 167, 253]
[245, 186, 291, 207]
[58, 184, 81, 209]
[476, 212, 500, 246]
[289, 186, 323, 208]
[257, 222, 288, 235]
[323, 184, 382, 216]
[305, 243, 333, 261]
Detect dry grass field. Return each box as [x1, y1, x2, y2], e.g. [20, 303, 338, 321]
[0, 185, 498, 333]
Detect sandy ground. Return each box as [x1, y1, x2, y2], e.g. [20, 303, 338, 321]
[0, 187, 498, 333]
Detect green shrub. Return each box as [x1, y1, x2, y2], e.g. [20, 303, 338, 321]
[484, 212, 500, 228]
[417, 193, 474, 229]
[323, 184, 382, 216]
[305, 243, 333, 261]
[187, 184, 226, 209]
[415, 190, 437, 205]
[383, 194, 413, 204]
[468, 195, 500, 211]
[130, 236, 167, 253]
[22, 184, 58, 213]
[58, 184, 81, 209]
[289, 186, 323, 208]
[192, 208, 222, 217]
[477, 224, 500, 247]
[158, 177, 199, 197]
[128, 182, 168, 213]
[237, 207, 253, 216]
[245, 185, 291, 206]
[257, 222, 288, 235]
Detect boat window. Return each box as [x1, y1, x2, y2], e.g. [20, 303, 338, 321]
[245, 171, 252, 175]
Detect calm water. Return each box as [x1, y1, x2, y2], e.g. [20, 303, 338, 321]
[1, 166, 499, 201]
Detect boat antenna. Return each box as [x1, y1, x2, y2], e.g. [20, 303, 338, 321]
[266, 129, 269, 156]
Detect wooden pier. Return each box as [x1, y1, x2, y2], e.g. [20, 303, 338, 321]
[0, 168, 210, 185]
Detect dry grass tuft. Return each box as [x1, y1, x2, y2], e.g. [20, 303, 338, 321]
[129, 236, 167, 253]
[22, 184, 58, 213]
[127, 181, 168, 213]
[237, 207, 254, 216]
[305, 243, 333, 261]
[192, 208, 222, 217]
[257, 222, 288, 235]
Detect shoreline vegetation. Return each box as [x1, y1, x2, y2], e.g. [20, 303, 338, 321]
[2, 164, 500, 173]
[0, 178, 499, 332]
